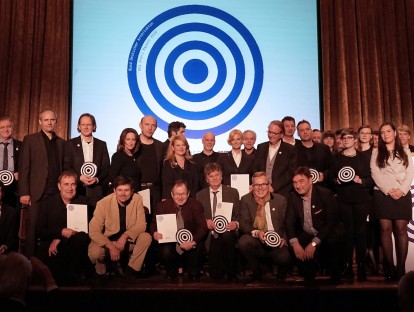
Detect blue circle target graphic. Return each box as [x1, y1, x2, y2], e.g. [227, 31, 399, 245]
[127, 5, 263, 138]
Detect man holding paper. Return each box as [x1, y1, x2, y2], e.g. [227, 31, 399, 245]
[88, 175, 151, 278]
[150, 180, 208, 281]
[36, 171, 91, 284]
[196, 162, 240, 281]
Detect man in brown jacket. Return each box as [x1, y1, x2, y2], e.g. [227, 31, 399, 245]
[88, 175, 151, 278]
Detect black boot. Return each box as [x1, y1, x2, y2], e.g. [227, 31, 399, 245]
[357, 262, 367, 281]
[342, 262, 354, 279]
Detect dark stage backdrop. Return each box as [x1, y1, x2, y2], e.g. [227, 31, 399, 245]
[1, 0, 414, 142]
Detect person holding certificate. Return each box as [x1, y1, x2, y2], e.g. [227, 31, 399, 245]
[150, 180, 208, 281]
[196, 162, 240, 281]
[88, 175, 151, 279]
[36, 171, 91, 284]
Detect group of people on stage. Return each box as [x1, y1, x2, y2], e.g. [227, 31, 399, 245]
[1, 108, 413, 287]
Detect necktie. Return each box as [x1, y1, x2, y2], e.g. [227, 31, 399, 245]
[2, 142, 9, 170]
[212, 191, 219, 239]
[176, 206, 184, 230]
[176, 206, 184, 255]
[212, 191, 218, 217]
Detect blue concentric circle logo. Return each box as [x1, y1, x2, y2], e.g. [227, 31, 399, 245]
[127, 5, 263, 138]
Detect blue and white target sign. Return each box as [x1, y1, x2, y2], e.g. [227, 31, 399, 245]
[127, 5, 263, 139]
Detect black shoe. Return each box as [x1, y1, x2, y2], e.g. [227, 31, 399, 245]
[189, 275, 200, 282]
[342, 263, 354, 279]
[357, 263, 367, 282]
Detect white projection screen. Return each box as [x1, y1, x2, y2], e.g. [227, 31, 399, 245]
[71, 0, 321, 154]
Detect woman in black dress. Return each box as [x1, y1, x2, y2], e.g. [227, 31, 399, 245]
[108, 128, 141, 192]
[162, 136, 199, 199]
[331, 128, 374, 281]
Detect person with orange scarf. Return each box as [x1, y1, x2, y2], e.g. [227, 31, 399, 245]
[238, 172, 291, 283]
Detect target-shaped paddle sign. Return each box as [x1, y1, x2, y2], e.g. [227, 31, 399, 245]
[213, 215, 228, 234]
[338, 166, 356, 183]
[264, 230, 281, 248]
[0, 170, 14, 186]
[176, 229, 193, 244]
[127, 5, 263, 138]
[80, 162, 97, 178]
[309, 168, 319, 184]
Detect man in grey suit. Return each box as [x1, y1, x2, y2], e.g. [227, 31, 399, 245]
[64, 113, 110, 220]
[239, 171, 292, 282]
[19, 108, 66, 257]
[252, 120, 297, 198]
[196, 162, 240, 281]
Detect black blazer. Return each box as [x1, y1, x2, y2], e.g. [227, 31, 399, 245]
[162, 159, 200, 199]
[286, 185, 339, 243]
[253, 141, 297, 198]
[64, 136, 110, 206]
[217, 151, 254, 186]
[0, 203, 19, 251]
[19, 131, 65, 202]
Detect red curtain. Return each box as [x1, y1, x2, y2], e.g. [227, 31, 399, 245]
[0, 0, 71, 140]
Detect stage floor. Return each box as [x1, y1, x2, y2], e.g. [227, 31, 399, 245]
[26, 270, 402, 312]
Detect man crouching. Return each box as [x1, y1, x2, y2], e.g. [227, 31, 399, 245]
[88, 175, 151, 278]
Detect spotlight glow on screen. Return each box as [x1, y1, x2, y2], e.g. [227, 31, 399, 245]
[71, 0, 320, 154]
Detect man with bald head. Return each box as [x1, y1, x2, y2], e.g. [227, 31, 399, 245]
[192, 132, 220, 188]
[137, 115, 164, 275]
[19, 108, 66, 257]
[138, 115, 163, 207]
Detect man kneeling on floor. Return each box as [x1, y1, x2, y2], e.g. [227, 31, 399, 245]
[88, 175, 151, 278]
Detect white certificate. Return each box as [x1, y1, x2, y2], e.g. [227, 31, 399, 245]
[231, 174, 250, 199]
[138, 188, 151, 213]
[156, 213, 177, 243]
[215, 202, 233, 222]
[66, 204, 88, 233]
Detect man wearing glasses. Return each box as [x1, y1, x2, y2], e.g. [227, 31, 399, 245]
[252, 120, 297, 199]
[150, 180, 208, 281]
[238, 172, 292, 283]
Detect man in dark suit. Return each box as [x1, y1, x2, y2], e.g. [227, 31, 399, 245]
[253, 120, 297, 199]
[196, 162, 240, 280]
[0, 181, 19, 254]
[286, 166, 345, 284]
[238, 172, 292, 282]
[282, 116, 301, 146]
[64, 113, 110, 220]
[0, 116, 22, 208]
[295, 120, 332, 187]
[36, 171, 91, 284]
[19, 108, 66, 257]
[150, 180, 208, 281]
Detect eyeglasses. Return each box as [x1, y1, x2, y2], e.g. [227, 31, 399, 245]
[172, 193, 188, 198]
[360, 132, 372, 135]
[252, 183, 269, 189]
[341, 136, 355, 140]
[267, 131, 281, 136]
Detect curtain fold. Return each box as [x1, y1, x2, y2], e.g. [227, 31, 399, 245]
[0, 0, 70, 140]
[320, 0, 414, 133]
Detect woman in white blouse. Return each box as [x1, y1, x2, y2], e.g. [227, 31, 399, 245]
[370, 122, 414, 281]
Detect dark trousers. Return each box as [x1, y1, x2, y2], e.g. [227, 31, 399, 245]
[294, 226, 345, 280]
[37, 232, 91, 283]
[207, 231, 237, 279]
[338, 201, 369, 264]
[238, 234, 291, 278]
[158, 242, 204, 278]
